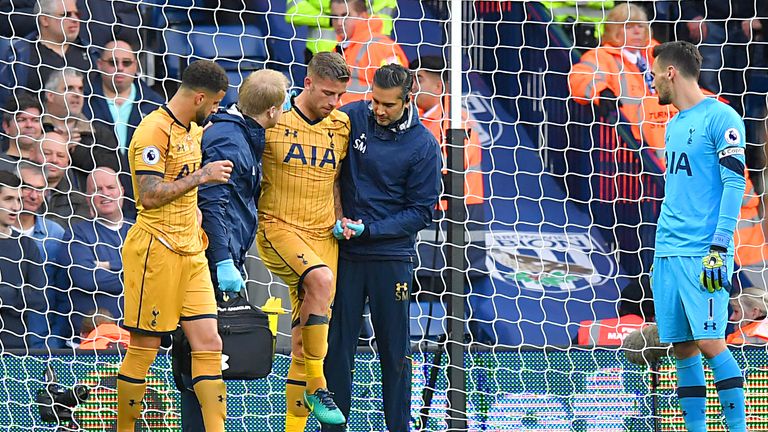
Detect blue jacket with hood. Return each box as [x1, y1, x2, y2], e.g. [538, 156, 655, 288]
[198, 104, 265, 271]
[338, 100, 441, 259]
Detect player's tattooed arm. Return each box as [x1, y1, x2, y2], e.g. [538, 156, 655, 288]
[136, 160, 233, 209]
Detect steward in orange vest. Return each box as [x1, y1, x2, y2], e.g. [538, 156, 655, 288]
[569, 4, 674, 151]
[79, 323, 131, 350]
[727, 288, 768, 345]
[726, 320, 768, 345]
[331, 0, 408, 105]
[410, 56, 484, 209]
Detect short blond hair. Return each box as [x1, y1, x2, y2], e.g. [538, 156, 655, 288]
[732, 287, 768, 316]
[603, 3, 650, 48]
[238, 69, 289, 118]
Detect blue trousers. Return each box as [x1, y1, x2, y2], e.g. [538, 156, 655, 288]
[323, 258, 414, 432]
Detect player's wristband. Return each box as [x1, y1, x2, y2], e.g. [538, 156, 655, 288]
[711, 233, 730, 252]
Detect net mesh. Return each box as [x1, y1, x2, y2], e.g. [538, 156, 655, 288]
[0, 0, 766, 430]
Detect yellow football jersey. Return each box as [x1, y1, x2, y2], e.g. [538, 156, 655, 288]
[128, 106, 206, 254]
[260, 106, 351, 236]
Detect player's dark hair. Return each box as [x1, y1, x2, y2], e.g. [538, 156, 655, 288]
[373, 64, 413, 102]
[181, 60, 229, 94]
[409, 55, 449, 86]
[2, 91, 43, 125]
[307, 52, 350, 83]
[652, 41, 702, 80]
[0, 170, 21, 193]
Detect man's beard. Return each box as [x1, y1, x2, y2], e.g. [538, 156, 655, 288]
[195, 108, 208, 125]
[657, 87, 672, 105]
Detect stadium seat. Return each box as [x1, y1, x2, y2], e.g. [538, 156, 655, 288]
[222, 71, 243, 106]
[159, 27, 191, 80]
[188, 25, 267, 70]
[159, 24, 267, 81]
[410, 301, 446, 341]
[142, 0, 205, 30]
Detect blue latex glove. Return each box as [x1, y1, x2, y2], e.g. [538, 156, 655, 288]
[332, 220, 344, 240]
[216, 259, 245, 293]
[700, 246, 729, 293]
[347, 222, 365, 238]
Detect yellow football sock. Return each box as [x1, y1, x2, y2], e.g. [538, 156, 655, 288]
[285, 356, 310, 432]
[302, 314, 329, 393]
[191, 351, 227, 432]
[117, 345, 157, 431]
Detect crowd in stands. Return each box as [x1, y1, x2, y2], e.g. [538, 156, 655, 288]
[0, 0, 766, 350]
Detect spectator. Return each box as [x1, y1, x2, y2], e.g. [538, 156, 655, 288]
[727, 287, 768, 345]
[286, 0, 398, 64]
[0, 0, 95, 107]
[577, 276, 654, 346]
[87, 39, 164, 218]
[568, 3, 672, 152]
[330, 0, 408, 105]
[0, 0, 141, 48]
[78, 308, 131, 350]
[13, 161, 65, 263]
[53, 167, 131, 345]
[40, 131, 90, 228]
[0, 170, 47, 349]
[88, 40, 164, 153]
[42, 68, 120, 190]
[409, 55, 484, 209]
[0, 93, 44, 172]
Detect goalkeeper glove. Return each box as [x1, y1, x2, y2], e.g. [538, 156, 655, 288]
[216, 259, 245, 293]
[332, 220, 344, 240]
[700, 245, 729, 293]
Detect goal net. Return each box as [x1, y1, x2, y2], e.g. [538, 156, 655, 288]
[0, 0, 767, 430]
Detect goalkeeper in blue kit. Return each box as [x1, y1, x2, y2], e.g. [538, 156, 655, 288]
[650, 41, 747, 432]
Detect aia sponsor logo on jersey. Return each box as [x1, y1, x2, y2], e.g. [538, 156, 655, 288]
[282, 144, 337, 169]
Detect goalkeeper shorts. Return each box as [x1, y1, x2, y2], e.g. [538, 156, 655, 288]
[123, 226, 218, 335]
[256, 221, 338, 326]
[652, 255, 733, 344]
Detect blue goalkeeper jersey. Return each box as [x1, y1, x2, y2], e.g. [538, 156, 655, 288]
[655, 97, 746, 257]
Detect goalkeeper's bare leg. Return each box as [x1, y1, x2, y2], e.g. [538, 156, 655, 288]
[293, 266, 345, 427]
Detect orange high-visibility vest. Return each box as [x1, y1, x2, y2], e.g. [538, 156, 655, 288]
[726, 319, 768, 345]
[338, 15, 408, 106]
[79, 323, 131, 350]
[569, 39, 675, 151]
[420, 98, 484, 208]
[577, 314, 646, 346]
[735, 174, 768, 266]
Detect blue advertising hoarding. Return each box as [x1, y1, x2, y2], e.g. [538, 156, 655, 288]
[417, 75, 628, 347]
